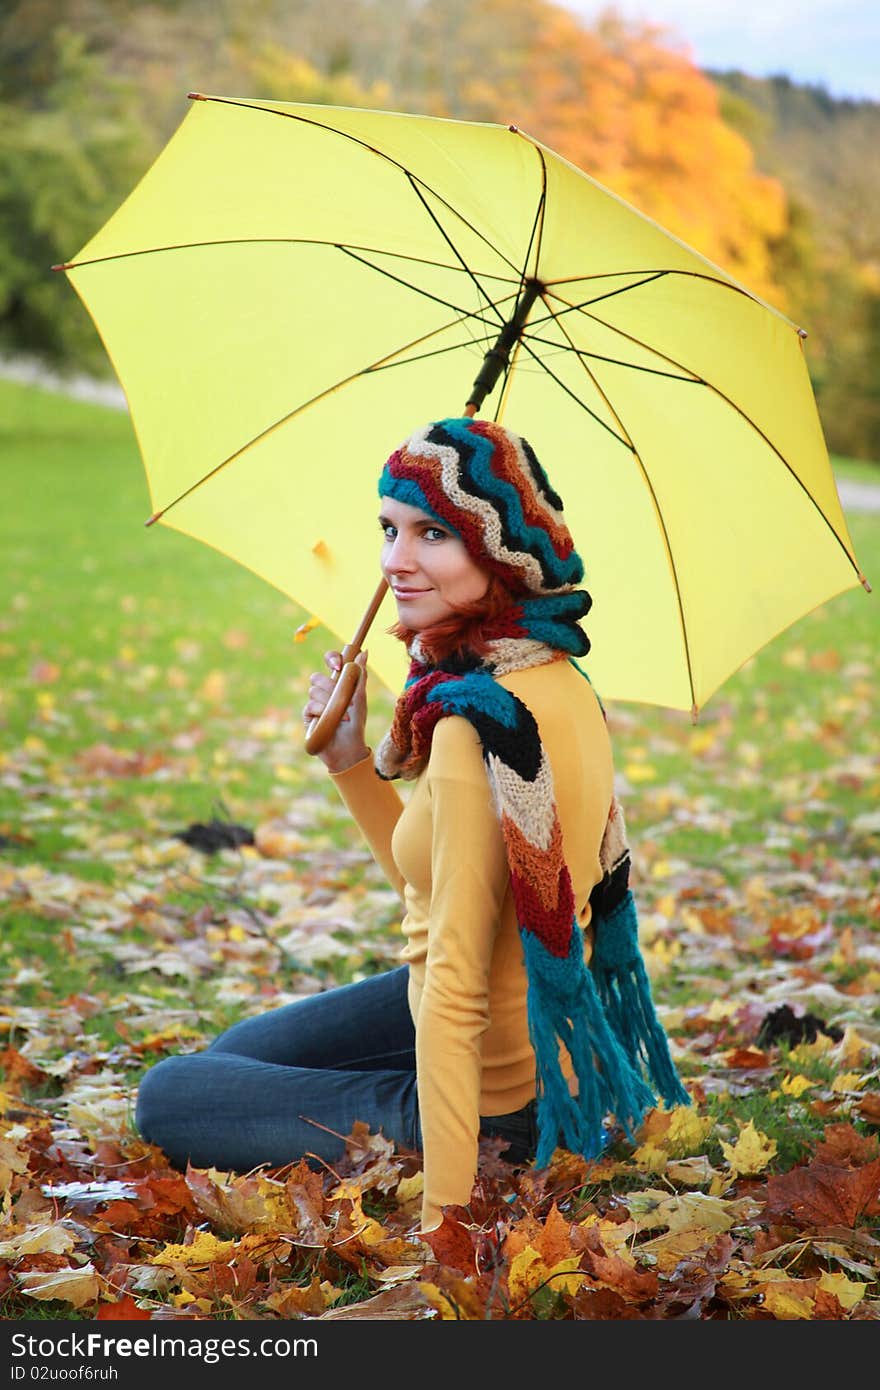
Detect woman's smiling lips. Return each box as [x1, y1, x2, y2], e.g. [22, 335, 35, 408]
[392, 586, 431, 599]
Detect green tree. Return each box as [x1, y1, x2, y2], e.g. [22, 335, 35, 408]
[0, 22, 151, 372]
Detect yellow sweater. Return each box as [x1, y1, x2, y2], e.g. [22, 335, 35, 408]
[330, 658, 615, 1230]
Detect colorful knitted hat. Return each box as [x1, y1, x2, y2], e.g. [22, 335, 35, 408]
[377, 417, 584, 595]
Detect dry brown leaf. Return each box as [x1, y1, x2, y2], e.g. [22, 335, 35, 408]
[766, 1158, 880, 1229]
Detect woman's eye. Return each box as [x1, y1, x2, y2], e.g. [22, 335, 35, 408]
[380, 523, 396, 539]
[425, 527, 447, 541]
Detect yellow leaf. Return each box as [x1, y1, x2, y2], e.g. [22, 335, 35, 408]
[625, 762, 657, 783]
[660, 1192, 738, 1235]
[507, 1246, 583, 1303]
[666, 1156, 724, 1187]
[704, 999, 739, 1022]
[780, 1073, 814, 1097]
[419, 1279, 483, 1320]
[782, 647, 807, 669]
[154, 1231, 236, 1267]
[761, 1283, 815, 1320]
[199, 670, 227, 703]
[834, 1027, 875, 1068]
[396, 1173, 424, 1203]
[227, 925, 248, 943]
[358, 1216, 392, 1247]
[639, 1226, 719, 1274]
[789, 1034, 835, 1065]
[171, 1290, 214, 1311]
[666, 1106, 714, 1156]
[831, 1071, 867, 1093]
[632, 1141, 668, 1173]
[0, 1223, 76, 1259]
[293, 616, 321, 641]
[577, 1215, 638, 1253]
[17, 1263, 100, 1309]
[817, 1271, 866, 1310]
[721, 1120, 777, 1177]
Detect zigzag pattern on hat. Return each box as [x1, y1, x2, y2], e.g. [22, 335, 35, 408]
[378, 417, 585, 594]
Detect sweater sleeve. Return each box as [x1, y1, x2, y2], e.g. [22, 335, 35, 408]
[328, 752, 406, 900]
[417, 716, 511, 1231]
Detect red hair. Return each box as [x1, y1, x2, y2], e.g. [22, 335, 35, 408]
[388, 574, 519, 664]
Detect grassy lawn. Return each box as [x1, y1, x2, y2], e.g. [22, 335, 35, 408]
[0, 376, 878, 1321]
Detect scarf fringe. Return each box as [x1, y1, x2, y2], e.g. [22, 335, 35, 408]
[590, 891, 691, 1110]
[523, 929, 659, 1168]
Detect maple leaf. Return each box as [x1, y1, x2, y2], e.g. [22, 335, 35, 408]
[721, 1120, 778, 1177]
[760, 1277, 816, 1320]
[814, 1123, 879, 1168]
[766, 1158, 880, 1228]
[639, 1225, 728, 1275]
[419, 1274, 485, 1320]
[421, 1211, 479, 1275]
[507, 1245, 583, 1307]
[780, 1073, 814, 1097]
[0, 1046, 49, 1091]
[576, 1230, 659, 1304]
[265, 1276, 341, 1316]
[857, 1092, 880, 1126]
[817, 1270, 867, 1311]
[185, 1166, 279, 1235]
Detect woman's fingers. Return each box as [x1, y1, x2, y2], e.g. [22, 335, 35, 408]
[303, 652, 368, 726]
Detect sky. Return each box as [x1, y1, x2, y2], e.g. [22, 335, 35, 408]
[565, 1, 880, 102]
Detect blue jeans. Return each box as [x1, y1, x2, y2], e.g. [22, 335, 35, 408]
[135, 964, 538, 1174]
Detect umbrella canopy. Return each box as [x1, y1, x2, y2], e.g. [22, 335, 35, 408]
[55, 94, 869, 715]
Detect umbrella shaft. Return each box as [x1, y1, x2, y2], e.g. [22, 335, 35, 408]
[467, 279, 542, 411]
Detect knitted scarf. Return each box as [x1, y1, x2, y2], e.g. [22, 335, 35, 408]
[374, 593, 690, 1167]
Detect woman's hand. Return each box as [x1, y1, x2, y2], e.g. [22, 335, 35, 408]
[303, 649, 370, 773]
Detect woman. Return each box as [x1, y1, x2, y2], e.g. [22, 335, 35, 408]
[135, 416, 687, 1233]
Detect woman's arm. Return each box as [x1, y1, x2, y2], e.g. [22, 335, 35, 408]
[417, 716, 511, 1231]
[304, 649, 406, 898]
[329, 753, 406, 898]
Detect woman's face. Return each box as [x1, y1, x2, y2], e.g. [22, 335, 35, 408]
[379, 496, 490, 631]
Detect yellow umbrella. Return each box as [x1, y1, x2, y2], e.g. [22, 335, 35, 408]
[54, 93, 869, 734]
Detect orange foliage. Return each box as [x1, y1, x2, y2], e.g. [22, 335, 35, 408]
[427, 0, 789, 306]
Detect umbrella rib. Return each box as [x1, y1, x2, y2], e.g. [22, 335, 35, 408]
[58, 236, 521, 282]
[529, 272, 671, 327]
[362, 331, 500, 373]
[539, 299, 700, 713]
[403, 173, 509, 330]
[514, 335, 632, 451]
[539, 301, 636, 449]
[547, 267, 803, 330]
[541, 293, 864, 586]
[336, 244, 515, 333]
[144, 310, 499, 525]
[522, 336, 697, 382]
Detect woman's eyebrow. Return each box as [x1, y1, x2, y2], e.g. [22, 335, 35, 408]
[378, 512, 438, 527]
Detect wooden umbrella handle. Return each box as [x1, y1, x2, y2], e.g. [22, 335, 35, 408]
[304, 577, 389, 755]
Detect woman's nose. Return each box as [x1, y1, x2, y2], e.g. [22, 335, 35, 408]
[385, 535, 416, 572]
